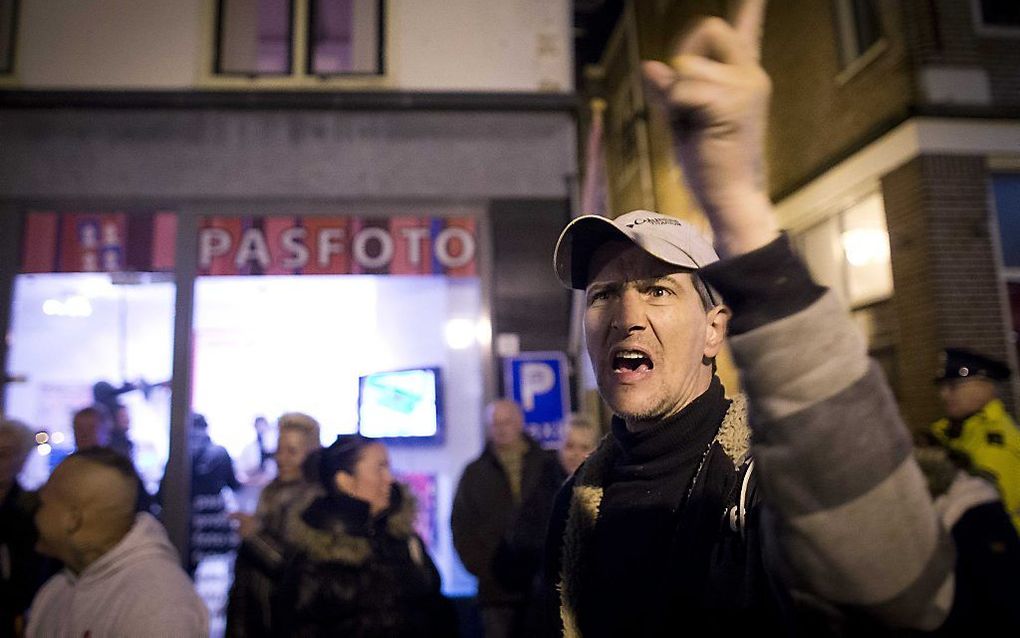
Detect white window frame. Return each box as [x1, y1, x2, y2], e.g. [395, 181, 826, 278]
[833, 0, 887, 84]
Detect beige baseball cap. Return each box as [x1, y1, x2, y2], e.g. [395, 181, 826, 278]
[553, 210, 719, 290]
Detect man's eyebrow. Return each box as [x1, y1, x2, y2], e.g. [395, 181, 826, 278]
[588, 272, 688, 289]
[635, 273, 685, 287]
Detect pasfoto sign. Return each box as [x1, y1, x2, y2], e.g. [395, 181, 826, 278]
[20, 212, 476, 277]
[198, 215, 477, 276]
[504, 352, 569, 447]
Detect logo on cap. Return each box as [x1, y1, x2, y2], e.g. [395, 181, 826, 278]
[624, 217, 685, 229]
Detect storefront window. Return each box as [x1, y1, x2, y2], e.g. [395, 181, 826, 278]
[5, 272, 175, 492]
[190, 213, 486, 602]
[7, 211, 177, 493]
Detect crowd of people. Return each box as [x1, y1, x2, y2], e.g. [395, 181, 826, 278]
[3, 1, 1020, 636]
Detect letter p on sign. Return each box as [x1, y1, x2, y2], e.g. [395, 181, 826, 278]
[504, 352, 569, 448]
[520, 362, 555, 412]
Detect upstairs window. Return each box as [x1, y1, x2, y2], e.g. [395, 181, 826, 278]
[1, 0, 16, 74]
[214, 0, 384, 78]
[217, 0, 293, 75]
[833, 0, 882, 69]
[308, 0, 384, 75]
[974, 0, 1020, 31]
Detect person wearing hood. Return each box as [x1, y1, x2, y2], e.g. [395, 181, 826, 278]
[272, 434, 456, 637]
[451, 400, 565, 638]
[184, 412, 240, 575]
[26, 447, 207, 637]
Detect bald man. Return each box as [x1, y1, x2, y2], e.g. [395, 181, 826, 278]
[26, 449, 207, 637]
[452, 400, 564, 638]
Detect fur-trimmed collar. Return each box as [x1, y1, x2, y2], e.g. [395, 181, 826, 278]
[558, 394, 749, 637]
[288, 483, 418, 565]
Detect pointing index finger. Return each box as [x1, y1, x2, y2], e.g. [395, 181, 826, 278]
[729, 0, 766, 61]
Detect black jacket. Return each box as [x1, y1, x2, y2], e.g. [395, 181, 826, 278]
[272, 484, 456, 637]
[1, 483, 55, 638]
[540, 387, 787, 637]
[451, 435, 565, 606]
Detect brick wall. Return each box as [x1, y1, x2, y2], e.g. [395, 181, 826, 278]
[901, 0, 1020, 105]
[884, 154, 1016, 433]
[762, 1, 915, 197]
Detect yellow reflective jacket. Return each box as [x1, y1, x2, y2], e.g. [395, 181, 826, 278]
[931, 399, 1020, 533]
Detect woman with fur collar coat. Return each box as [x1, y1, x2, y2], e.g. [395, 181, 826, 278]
[271, 435, 457, 637]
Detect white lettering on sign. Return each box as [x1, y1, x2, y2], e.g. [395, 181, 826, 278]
[353, 227, 395, 269]
[435, 227, 476, 269]
[281, 227, 309, 268]
[234, 228, 271, 270]
[198, 219, 475, 273]
[400, 227, 430, 266]
[520, 362, 555, 412]
[199, 228, 232, 268]
[318, 228, 346, 268]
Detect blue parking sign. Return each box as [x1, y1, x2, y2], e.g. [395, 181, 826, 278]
[504, 351, 569, 447]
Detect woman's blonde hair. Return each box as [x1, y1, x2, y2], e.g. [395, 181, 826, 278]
[277, 412, 321, 451]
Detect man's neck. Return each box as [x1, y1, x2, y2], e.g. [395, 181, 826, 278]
[493, 437, 526, 456]
[622, 374, 715, 432]
[70, 536, 119, 575]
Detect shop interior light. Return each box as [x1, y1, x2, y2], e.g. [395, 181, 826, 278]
[41, 299, 63, 316]
[41, 295, 93, 318]
[445, 318, 477, 350]
[51, 432, 65, 445]
[35, 432, 49, 444]
[841, 229, 890, 267]
[474, 318, 492, 346]
[37, 443, 52, 456]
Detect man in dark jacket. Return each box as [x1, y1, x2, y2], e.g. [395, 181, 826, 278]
[541, 1, 955, 635]
[0, 419, 50, 638]
[452, 400, 564, 638]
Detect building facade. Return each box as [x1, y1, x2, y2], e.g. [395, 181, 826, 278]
[584, 0, 1020, 434]
[0, 0, 578, 601]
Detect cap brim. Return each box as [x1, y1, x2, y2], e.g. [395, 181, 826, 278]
[553, 215, 632, 290]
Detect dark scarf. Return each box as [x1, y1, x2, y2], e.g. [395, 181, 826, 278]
[559, 379, 750, 636]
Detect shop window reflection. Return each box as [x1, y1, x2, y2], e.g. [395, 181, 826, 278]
[5, 272, 176, 493]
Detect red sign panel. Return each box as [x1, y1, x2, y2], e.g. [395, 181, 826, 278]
[197, 215, 478, 277]
[20, 211, 177, 274]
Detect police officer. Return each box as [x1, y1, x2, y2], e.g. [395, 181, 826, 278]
[930, 347, 1020, 533]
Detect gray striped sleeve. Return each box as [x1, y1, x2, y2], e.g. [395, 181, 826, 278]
[732, 288, 954, 630]
[728, 290, 869, 422]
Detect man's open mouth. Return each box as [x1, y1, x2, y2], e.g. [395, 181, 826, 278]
[613, 350, 653, 372]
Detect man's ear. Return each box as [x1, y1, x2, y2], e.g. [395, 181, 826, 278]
[65, 505, 84, 536]
[704, 304, 731, 358]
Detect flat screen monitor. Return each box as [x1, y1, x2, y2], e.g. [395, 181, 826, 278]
[357, 366, 443, 442]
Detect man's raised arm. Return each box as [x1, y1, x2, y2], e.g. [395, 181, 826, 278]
[642, 1, 955, 630]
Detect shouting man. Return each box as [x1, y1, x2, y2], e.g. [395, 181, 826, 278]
[542, 1, 954, 635]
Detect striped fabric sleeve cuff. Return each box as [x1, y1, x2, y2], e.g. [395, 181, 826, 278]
[698, 233, 826, 336]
